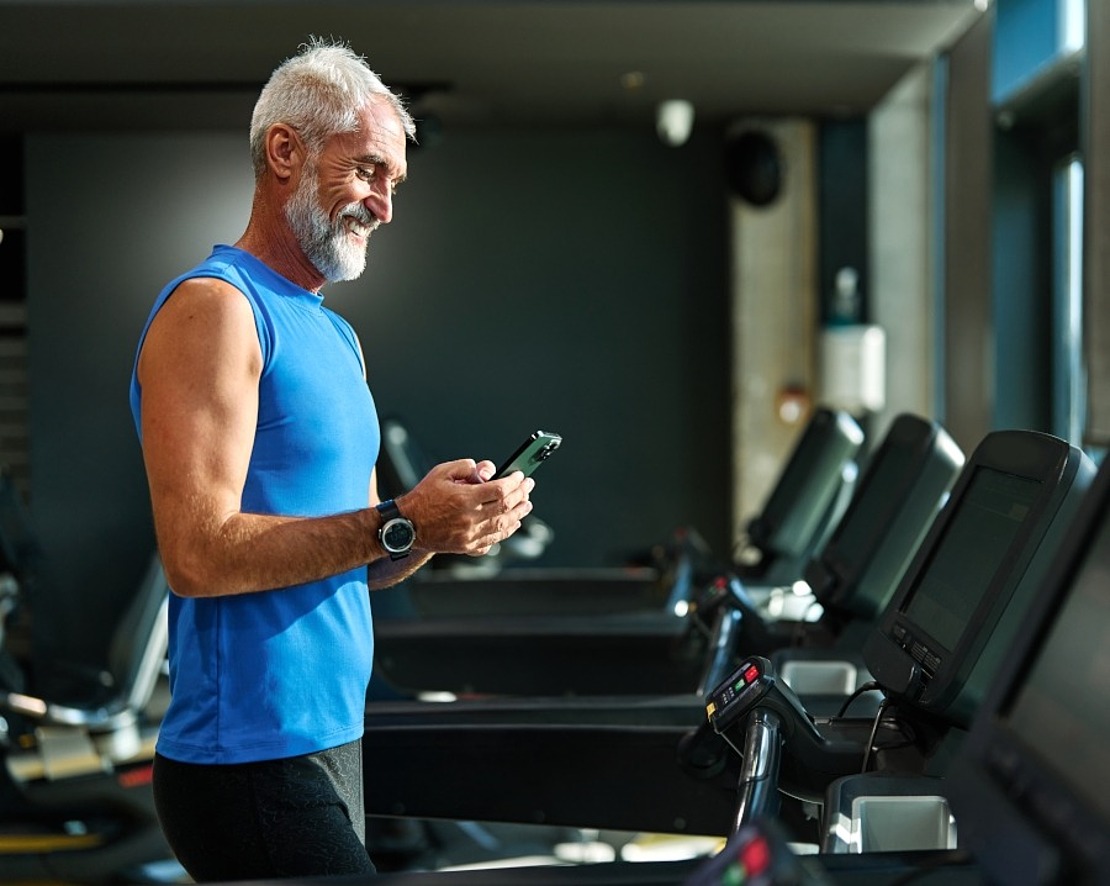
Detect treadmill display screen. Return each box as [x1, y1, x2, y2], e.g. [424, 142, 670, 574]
[901, 467, 1040, 651]
[825, 438, 917, 576]
[752, 409, 860, 559]
[1004, 512, 1110, 824]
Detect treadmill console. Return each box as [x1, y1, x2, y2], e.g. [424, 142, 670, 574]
[863, 430, 1094, 726]
[743, 408, 863, 580]
[807, 413, 963, 621]
[706, 657, 807, 741]
[703, 656, 866, 801]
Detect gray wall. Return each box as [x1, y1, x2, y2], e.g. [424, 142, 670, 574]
[25, 126, 731, 665]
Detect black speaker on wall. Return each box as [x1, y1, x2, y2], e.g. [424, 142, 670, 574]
[725, 129, 784, 207]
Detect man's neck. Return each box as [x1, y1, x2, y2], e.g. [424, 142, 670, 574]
[235, 191, 326, 293]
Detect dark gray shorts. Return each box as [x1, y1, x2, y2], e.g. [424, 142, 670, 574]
[152, 738, 375, 881]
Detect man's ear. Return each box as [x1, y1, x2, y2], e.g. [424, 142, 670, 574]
[264, 123, 303, 182]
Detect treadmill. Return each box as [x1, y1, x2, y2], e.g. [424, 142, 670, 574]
[359, 417, 978, 838]
[686, 442, 1110, 886]
[373, 407, 864, 697]
[697, 430, 1094, 854]
[359, 418, 961, 880]
[361, 433, 1092, 852]
[366, 443, 1102, 886]
[366, 413, 954, 722]
[731, 414, 964, 708]
[681, 414, 963, 716]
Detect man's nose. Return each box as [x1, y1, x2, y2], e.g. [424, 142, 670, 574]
[365, 189, 392, 225]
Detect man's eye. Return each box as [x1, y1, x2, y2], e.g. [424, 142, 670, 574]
[357, 165, 376, 181]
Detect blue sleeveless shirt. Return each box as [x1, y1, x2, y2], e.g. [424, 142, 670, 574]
[129, 245, 379, 764]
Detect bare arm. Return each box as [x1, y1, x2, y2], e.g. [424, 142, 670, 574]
[138, 279, 532, 598]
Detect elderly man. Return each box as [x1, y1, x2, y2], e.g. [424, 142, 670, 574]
[129, 38, 534, 879]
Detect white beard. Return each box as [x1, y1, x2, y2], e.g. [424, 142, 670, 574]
[285, 162, 376, 283]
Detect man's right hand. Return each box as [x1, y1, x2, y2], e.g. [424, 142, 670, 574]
[397, 459, 535, 557]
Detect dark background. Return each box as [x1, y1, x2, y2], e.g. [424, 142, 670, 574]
[24, 125, 732, 664]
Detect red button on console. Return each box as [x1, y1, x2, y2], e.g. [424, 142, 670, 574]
[739, 834, 771, 875]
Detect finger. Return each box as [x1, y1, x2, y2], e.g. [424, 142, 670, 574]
[478, 474, 534, 508]
[479, 492, 532, 519]
[440, 458, 480, 482]
[476, 475, 516, 507]
[505, 477, 535, 511]
[457, 459, 496, 485]
[494, 514, 526, 541]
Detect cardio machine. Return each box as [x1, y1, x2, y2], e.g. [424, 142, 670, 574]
[714, 413, 965, 712]
[358, 415, 974, 841]
[665, 440, 1110, 886]
[371, 407, 866, 698]
[359, 430, 1087, 861]
[0, 551, 174, 884]
[698, 430, 1093, 856]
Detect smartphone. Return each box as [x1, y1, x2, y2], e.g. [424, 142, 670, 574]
[494, 430, 563, 479]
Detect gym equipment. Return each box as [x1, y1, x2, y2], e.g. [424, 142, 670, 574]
[364, 431, 1097, 886]
[0, 553, 174, 884]
[676, 445, 1110, 886]
[358, 417, 972, 841]
[721, 414, 964, 712]
[947, 447, 1110, 885]
[732, 407, 864, 587]
[371, 414, 950, 700]
[700, 430, 1094, 850]
[360, 430, 1090, 854]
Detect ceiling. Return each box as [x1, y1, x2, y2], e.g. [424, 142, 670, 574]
[0, 1, 987, 134]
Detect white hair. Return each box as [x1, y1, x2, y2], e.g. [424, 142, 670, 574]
[249, 37, 416, 177]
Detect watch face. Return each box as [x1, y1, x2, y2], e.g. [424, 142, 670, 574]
[382, 518, 415, 553]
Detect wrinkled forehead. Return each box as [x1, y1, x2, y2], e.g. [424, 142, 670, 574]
[337, 98, 408, 173]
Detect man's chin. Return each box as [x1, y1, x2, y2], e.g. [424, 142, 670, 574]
[312, 241, 369, 283]
[325, 258, 368, 283]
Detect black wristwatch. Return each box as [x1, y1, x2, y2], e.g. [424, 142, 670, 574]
[376, 499, 416, 560]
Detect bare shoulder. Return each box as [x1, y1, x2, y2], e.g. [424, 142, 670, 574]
[139, 277, 260, 380]
[157, 276, 255, 325]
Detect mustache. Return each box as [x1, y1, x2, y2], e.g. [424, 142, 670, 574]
[340, 203, 378, 230]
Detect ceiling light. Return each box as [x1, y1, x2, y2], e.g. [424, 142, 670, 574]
[656, 99, 695, 147]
